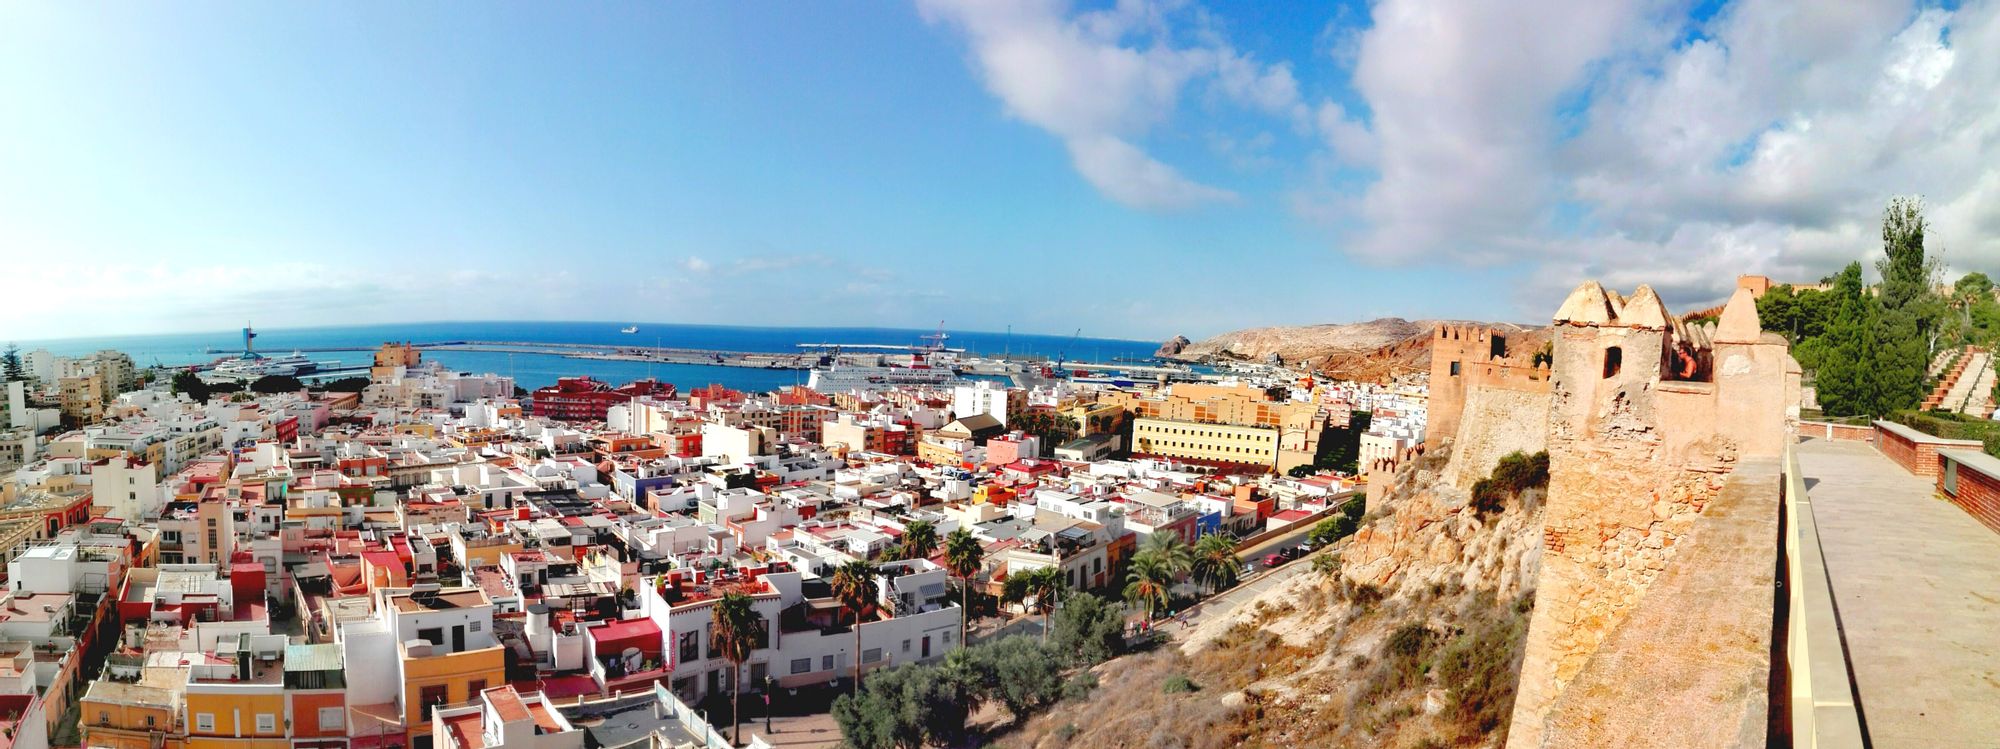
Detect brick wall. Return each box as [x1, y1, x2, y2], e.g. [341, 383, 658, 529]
[1936, 451, 2000, 535]
[1874, 421, 1982, 478]
[1798, 420, 1872, 442]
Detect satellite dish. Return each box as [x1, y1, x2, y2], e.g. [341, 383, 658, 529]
[622, 647, 644, 671]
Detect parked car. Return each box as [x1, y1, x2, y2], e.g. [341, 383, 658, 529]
[1263, 553, 1287, 568]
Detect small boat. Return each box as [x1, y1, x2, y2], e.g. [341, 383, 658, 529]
[620, 326, 639, 334]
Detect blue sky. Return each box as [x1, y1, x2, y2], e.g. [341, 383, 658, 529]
[2, 1, 1994, 342]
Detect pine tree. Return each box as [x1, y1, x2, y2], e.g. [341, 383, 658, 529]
[0, 344, 23, 383]
[1872, 197, 1940, 414]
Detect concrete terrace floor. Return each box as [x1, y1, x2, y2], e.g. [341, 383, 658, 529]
[1795, 438, 2000, 748]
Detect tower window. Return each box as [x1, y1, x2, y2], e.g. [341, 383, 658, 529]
[1602, 347, 1622, 378]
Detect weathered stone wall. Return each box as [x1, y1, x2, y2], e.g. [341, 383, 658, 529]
[1506, 284, 1795, 749]
[1534, 458, 1780, 748]
[1427, 325, 1551, 450]
[1442, 386, 1550, 490]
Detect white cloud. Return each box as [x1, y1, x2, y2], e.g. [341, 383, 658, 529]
[1291, 0, 2000, 313]
[918, 0, 1298, 210]
[1067, 134, 1237, 209]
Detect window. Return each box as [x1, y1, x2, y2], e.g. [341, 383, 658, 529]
[679, 631, 700, 664]
[319, 707, 345, 731]
[418, 627, 443, 646]
[468, 679, 487, 696]
[1449, 361, 1461, 377]
[195, 714, 216, 732]
[901, 639, 911, 653]
[469, 620, 482, 632]
[145, 715, 156, 728]
[256, 714, 277, 733]
[863, 648, 882, 663]
[821, 654, 834, 671]
[420, 685, 450, 714]
[1602, 347, 1622, 378]
[791, 658, 811, 674]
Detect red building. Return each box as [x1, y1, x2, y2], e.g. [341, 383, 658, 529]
[530, 377, 675, 422]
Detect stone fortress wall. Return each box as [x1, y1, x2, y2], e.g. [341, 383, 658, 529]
[1425, 324, 1553, 455]
[1504, 282, 1799, 748]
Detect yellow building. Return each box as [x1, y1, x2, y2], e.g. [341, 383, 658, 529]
[60, 374, 104, 426]
[1100, 383, 1326, 471]
[386, 588, 507, 747]
[1132, 417, 1281, 469]
[81, 680, 183, 749]
[182, 640, 291, 749]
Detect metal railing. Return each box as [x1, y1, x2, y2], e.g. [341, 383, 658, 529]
[1779, 447, 1866, 747]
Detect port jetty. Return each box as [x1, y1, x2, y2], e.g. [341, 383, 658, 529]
[199, 340, 1195, 378]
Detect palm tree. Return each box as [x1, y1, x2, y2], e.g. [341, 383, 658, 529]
[1123, 551, 1173, 620]
[943, 528, 985, 647]
[899, 519, 939, 561]
[710, 592, 762, 746]
[830, 559, 878, 695]
[1003, 565, 1066, 643]
[1141, 532, 1194, 580]
[1191, 533, 1241, 595]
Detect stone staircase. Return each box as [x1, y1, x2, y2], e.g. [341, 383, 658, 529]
[1924, 346, 1975, 410]
[1958, 351, 1997, 416]
[1939, 348, 1991, 414]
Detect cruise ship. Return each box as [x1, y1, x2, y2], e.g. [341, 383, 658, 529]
[212, 351, 318, 378]
[806, 363, 963, 393]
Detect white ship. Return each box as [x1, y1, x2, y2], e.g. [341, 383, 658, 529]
[208, 324, 321, 378]
[620, 325, 639, 334]
[213, 351, 318, 377]
[806, 363, 963, 393]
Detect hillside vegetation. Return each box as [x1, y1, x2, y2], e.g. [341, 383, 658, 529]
[1001, 444, 1546, 748]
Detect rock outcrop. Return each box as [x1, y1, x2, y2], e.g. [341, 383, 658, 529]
[1154, 334, 1191, 358]
[1172, 318, 1546, 382]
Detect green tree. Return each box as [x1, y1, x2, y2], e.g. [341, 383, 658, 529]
[1308, 515, 1359, 547]
[897, 519, 938, 561]
[1139, 532, 1193, 580]
[1956, 272, 1994, 298]
[709, 592, 764, 746]
[830, 659, 973, 749]
[249, 374, 304, 394]
[0, 345, 23, 383]
[170, 370, 211, 403]
[964, 635, 1064, 721]
[1874, 196, 1943, 411]
[320, 377, 370, 393]
[943, 528, 985, 648]
[1002, 565, 1065, 643]
[831, 560, 879, 695]
[1191, 533, 1240, 595]
[1816, 262, 1883, 417]
[1048, 592, 1125, 667]
[1122, 551, 1174, 620]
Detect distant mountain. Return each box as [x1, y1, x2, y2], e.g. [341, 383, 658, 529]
[1169, 317, 1544, 381]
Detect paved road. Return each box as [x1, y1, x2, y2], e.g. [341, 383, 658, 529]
[1797, 438, 2000, 748]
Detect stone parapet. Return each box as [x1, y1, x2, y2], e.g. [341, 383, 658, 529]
[1533, 458, 1782, 747]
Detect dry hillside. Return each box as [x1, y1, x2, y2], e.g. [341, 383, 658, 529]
[1000, 444, 1545, 748]
[1170, 319, 1545, 382]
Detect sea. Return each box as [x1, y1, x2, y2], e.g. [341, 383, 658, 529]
[7, 321, 1163, 392]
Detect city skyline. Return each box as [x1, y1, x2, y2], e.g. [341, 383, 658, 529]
[3, 1, 1995, 341]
